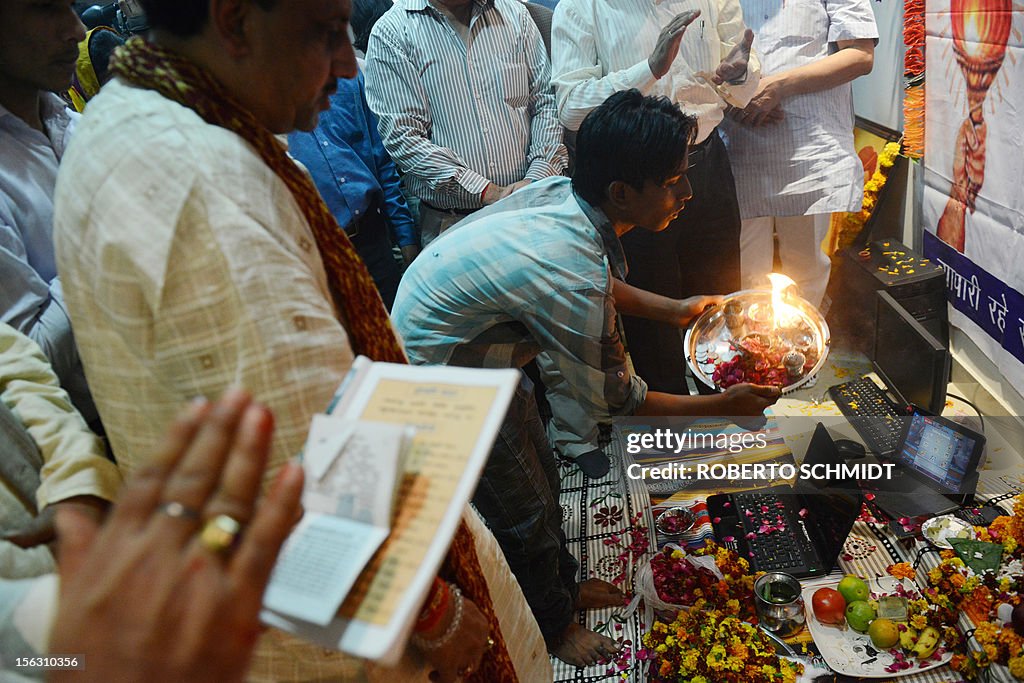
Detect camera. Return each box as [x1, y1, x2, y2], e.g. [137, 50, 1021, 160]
[80, 0, 148, 36]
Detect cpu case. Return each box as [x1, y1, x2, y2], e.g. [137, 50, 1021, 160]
[827, 239, 948, 354]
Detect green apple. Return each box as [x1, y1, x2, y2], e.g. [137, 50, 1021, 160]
[837, 574, 869, 604]
[846, 600, 876, 633]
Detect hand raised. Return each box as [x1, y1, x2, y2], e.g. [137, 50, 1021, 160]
[50, 390, 304, 683]
[648, 10, 701, 79]
[713, 28, 754, 85]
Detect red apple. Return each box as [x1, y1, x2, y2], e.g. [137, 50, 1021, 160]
[812, 587, 847, 625]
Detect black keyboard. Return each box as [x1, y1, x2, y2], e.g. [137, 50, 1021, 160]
[829, 377, 905, 456]
[733, 492, 815, 571]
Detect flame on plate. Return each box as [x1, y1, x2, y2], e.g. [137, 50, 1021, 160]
[766, 273, 802, 329]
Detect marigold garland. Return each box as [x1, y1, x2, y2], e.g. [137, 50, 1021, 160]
[638, 541, 802, 683]
[636, 497, 1024, 682]
[903, 85, 925, 159]
[641, 610, 804, 683]
[903, 0, 926, 158]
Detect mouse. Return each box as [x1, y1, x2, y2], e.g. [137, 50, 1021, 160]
[834, 439, 866, 459]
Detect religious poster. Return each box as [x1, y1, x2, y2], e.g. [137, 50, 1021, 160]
[921, 0, 1024, 391]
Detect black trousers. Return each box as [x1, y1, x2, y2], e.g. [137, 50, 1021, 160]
[619, 129, 742, 394]
[471, 374, 579, 642]
[347, 201, 403, 311]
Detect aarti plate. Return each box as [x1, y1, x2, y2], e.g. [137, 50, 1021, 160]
[684, 289, 830, 395]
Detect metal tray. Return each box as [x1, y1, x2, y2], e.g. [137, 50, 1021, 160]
[683, 289, 830, 395]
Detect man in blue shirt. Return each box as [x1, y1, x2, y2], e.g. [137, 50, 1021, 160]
[395, 90, 779, 665]
[289, 72, 418, 309]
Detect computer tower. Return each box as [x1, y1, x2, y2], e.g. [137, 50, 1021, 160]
[827, 239, 948, 353]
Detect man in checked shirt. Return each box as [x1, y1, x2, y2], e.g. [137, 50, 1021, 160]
[394, 91, 779, 666]
[363, 0, 567, 246]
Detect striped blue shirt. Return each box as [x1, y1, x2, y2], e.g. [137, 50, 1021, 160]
[393, 176, 647, 418]
[364, 0, 567, 210]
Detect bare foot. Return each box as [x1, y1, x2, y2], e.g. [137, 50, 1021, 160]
[549, 622, 620, 667]
[576, 578, 624, 610]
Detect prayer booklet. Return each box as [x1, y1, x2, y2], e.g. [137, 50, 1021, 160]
[262, 417, 412, 627]
[260, 356, 519, 664]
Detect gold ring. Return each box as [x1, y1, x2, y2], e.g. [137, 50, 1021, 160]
[199, 514, 242, 554]
[157, 501, 200, 521]
[486, 637, 495, 650]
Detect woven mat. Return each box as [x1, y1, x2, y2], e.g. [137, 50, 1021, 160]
[549, 346, 1020, 681]
[550, 427, 986, 682]
[551, 429, 655, 682]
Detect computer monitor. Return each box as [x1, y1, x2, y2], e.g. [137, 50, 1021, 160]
[896, 413, 986, 494]
[872, 290, 950, 414]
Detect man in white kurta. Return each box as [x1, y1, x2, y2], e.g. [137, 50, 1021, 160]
[51, 3, 548, 681]
[720, 0, 877, 306]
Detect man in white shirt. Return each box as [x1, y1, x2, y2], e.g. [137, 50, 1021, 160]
[0, 0, 97, 426]
[551, 2, 756, 399]
[546, 0, 758, 468]
[721, 0, 877, 307]
[364, 0, 567, 244]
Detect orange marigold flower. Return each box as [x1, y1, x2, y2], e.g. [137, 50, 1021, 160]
[1009, 656, 1024, 678]
[887, 562, 916, 580]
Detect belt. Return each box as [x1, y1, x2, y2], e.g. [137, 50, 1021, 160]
[420, 201, 478, 217]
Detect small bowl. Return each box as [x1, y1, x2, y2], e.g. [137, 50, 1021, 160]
[656, 506, 697, 537]
[921, 515, 974, 549]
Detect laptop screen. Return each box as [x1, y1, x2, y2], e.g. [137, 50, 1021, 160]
[897, 413, 983, 493]
[798, 425, 863, 567]
[872, 291, 950, 414]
